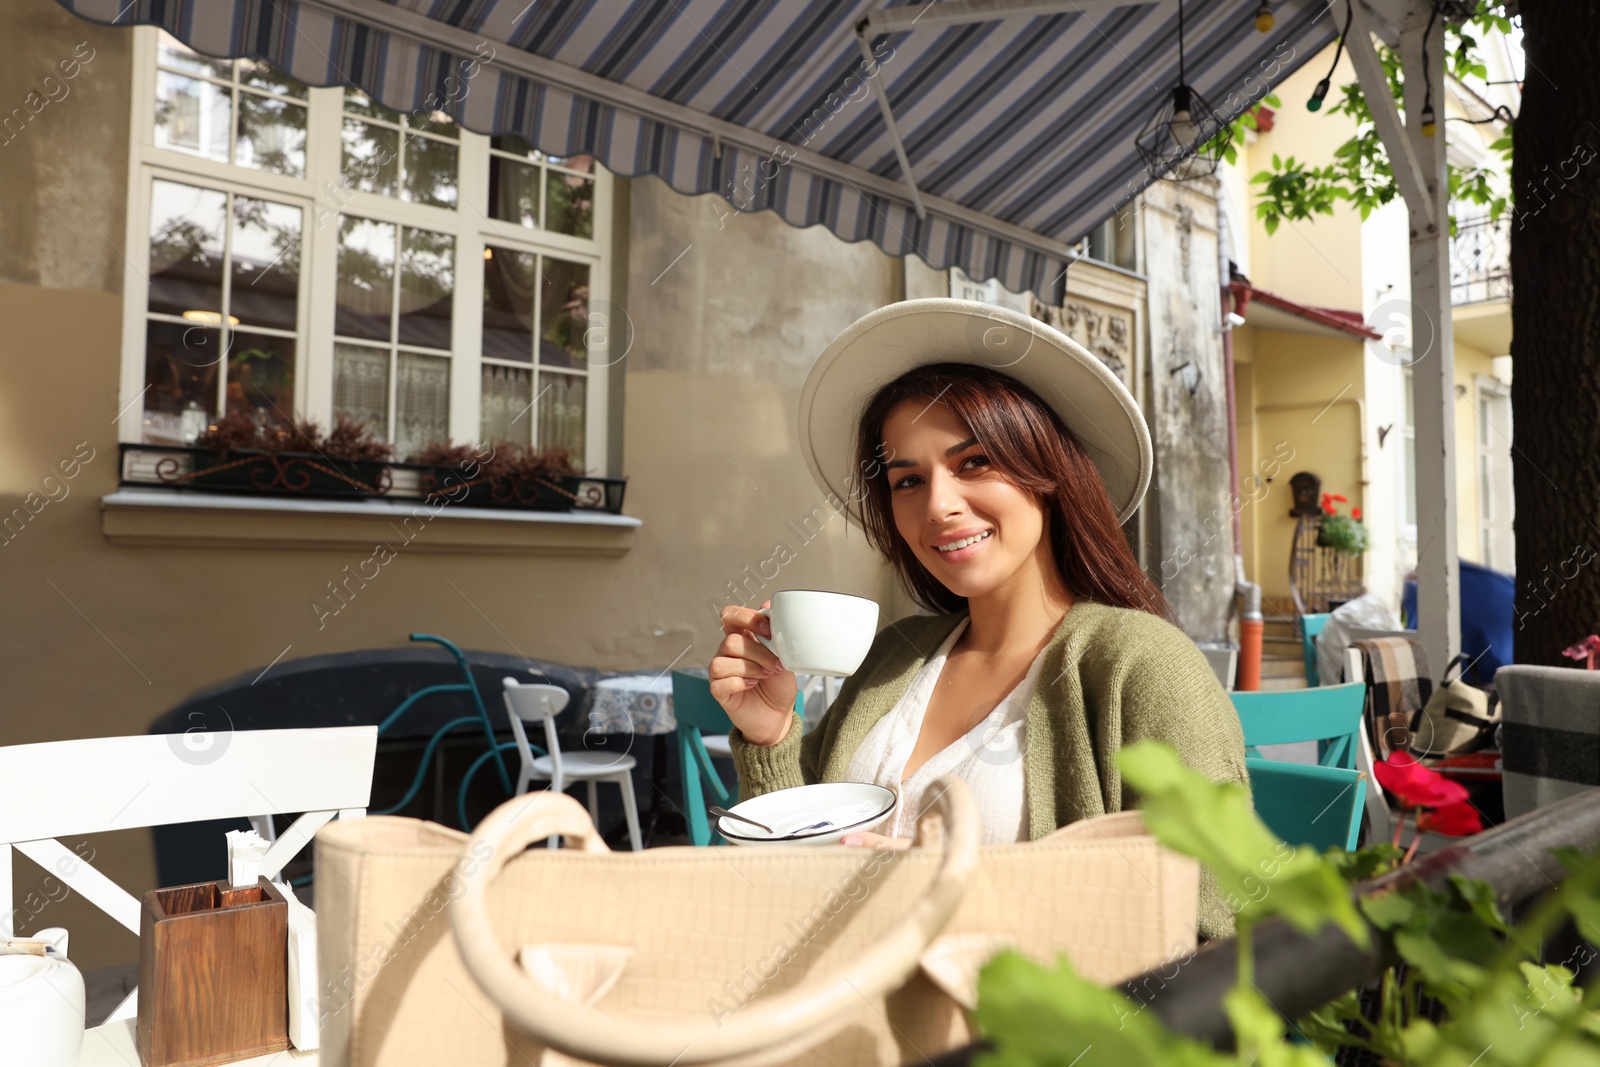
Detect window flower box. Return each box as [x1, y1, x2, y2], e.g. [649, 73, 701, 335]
[405, 463, 626, 514]
[119, 445, 627, 515]
[187, 448, 392, 497]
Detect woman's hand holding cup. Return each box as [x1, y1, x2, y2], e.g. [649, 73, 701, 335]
[711, 600, 796, 746]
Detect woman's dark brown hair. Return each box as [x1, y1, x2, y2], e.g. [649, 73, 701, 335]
[852, 362, 1174, 622]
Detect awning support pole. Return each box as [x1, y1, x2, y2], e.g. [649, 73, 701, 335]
[1351, 0, 1459, 669]
[855, 30, 927, 220]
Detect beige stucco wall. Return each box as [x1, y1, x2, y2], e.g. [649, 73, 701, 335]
[615, 177, 912, 637]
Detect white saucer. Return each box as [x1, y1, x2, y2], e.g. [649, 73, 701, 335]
[718, 782, 896, 846]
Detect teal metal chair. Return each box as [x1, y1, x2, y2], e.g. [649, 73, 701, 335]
[1232, 682, 1366, 771]
[671, 670, 803, 846]
[1299, 612, 1331, 686]
[374, 633, 515, 825]
[1247, 757, 1367, 851]
[671, 671, 734, 846]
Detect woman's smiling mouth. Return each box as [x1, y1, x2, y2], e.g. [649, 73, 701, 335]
[933, 529, 991, 560]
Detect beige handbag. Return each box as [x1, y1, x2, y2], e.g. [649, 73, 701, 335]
[1410, 653, 1501, 758]
[313, 776, 1198, 1067]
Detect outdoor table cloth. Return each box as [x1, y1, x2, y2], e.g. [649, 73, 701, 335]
[585, 673, 679, 736]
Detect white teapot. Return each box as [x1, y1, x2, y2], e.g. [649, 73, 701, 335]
[0, 928, 86, 1067]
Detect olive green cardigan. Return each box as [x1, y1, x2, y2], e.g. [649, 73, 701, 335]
[729, 600, 1250, 940]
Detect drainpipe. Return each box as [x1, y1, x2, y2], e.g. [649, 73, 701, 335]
[1219, 207, 1262, 690]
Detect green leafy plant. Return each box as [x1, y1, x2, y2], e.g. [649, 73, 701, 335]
[1319, 491, 1370, 555]
[1203, 95, 1283, 168]
[972, 742, 1600, 1067]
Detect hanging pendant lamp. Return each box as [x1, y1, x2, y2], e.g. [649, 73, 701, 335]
[1134, 0, 1232, 181]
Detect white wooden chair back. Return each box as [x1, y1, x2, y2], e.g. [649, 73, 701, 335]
[0, 726, 376, 1022]
[502, 679, 571, 779]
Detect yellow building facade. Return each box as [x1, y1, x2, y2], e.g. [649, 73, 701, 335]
[1218, 34, 1517, 618]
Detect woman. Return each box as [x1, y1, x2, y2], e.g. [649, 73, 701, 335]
[709, 299, 1248, 939]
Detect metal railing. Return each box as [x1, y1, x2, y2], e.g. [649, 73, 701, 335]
[1289, 515, 1365, 616]
[1450, 216, 1512, 306]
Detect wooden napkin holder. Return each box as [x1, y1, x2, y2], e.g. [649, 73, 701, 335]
[135, 877, 289, 1067]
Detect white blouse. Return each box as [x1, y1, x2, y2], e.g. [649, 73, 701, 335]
[844, 616, 1046, 844]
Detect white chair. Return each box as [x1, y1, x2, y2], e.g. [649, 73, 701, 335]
[1197, 645, 1238, 690]
[502, 678, 642, 850]
[795, 672, 842, 734]
[0, 725, 377, 1026]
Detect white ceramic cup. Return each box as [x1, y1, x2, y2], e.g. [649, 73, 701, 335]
[754, 590, 880, 676]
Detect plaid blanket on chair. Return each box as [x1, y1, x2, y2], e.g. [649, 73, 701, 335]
[1349, 637, 1434, 759]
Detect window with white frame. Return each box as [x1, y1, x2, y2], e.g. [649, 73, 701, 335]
[125, 29, 612, 468]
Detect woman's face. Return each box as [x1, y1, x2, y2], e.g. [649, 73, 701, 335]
[880, 398, 1052, 603]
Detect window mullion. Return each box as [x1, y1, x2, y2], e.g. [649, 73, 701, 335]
[218, 191, 235, 418]
[455, 129, 489, 447]
[228, 63, 242, 167]
[529, 253, 542, 450]
[301, 84, 344, 428]
[585, 163, 615, 476]
[390, 226, 404, 445]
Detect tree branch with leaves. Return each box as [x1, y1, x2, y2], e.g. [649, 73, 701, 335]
[1228, 3, 1515, 236]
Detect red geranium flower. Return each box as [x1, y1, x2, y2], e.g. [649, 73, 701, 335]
[1373, 751, 1470, 808]
[1352, 507, 1362, 520]
[1562, 635, 1600, 669]
[1416, 801, 1483, 837]
[1331, 494, 1348, 503]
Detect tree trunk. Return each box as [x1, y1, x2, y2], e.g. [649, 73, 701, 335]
[1509, 1, 1600, 666]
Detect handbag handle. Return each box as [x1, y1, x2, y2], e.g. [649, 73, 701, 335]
[449, 775, 980, 1067]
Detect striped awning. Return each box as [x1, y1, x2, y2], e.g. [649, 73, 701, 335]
[61, 0, 1339, 299]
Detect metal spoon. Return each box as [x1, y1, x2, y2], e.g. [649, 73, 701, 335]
[709, 806, 774, 834]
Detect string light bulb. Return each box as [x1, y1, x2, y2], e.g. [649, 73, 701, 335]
[1308, 2, 1353, 113]
[1420, 105, 1437, 137]
[1255, 1, 1274, 32]
[1308, 77, 1331, 112]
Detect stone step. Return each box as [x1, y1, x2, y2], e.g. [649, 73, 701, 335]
[1259, 657, 1304, 680]
[1253, 675, 1309, 692]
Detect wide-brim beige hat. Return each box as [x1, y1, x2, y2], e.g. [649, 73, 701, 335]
[798, 298, 1152, 526]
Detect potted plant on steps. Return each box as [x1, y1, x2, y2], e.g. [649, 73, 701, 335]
[1317, 493, 1370, 554]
